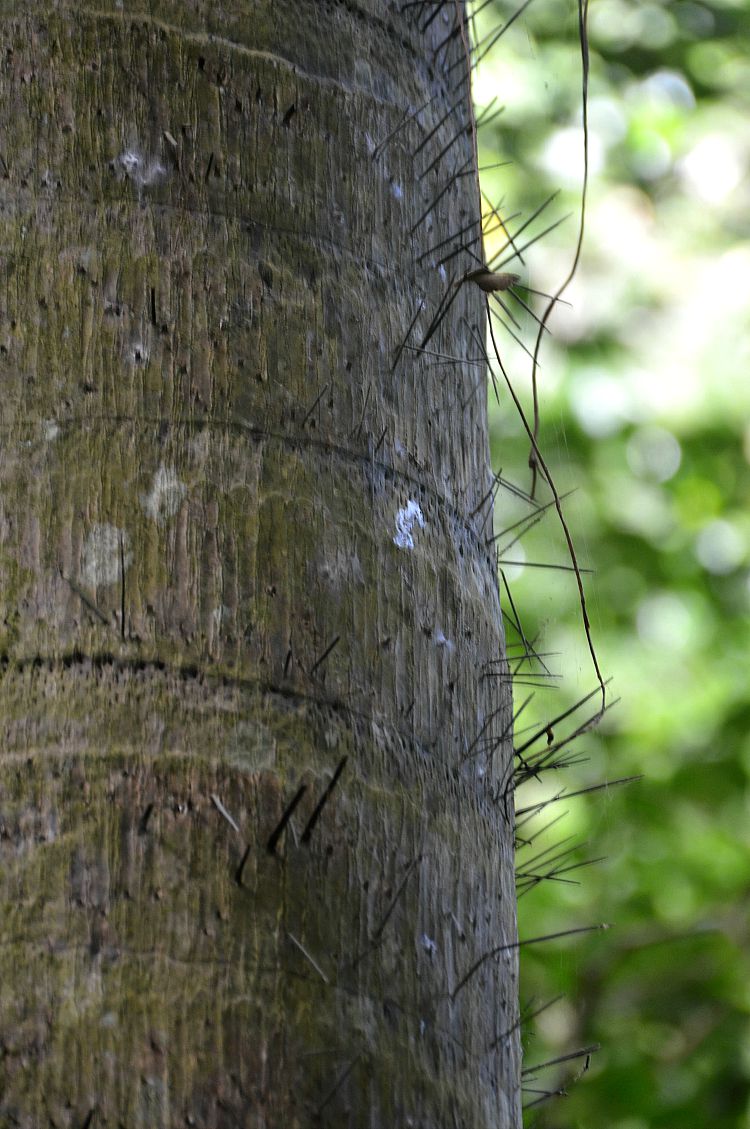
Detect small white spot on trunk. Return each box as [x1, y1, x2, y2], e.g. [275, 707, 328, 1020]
[118, 150, 140, 175]
[115, 147, 166, 189]
[391, 182, 403, 200]
[141, 464, 187, 524]
[393, 500, 425, 550]
[81, 524, 131, 588]
[434, 629, 454, 652]
[420, 933, 437, 957]
[43, 420, 60, 441]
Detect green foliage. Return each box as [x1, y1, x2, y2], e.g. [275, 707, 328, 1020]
[474, 1, 750, 1124]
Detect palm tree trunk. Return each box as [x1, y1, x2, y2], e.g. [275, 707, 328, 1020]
[0, 2, 520, 1125]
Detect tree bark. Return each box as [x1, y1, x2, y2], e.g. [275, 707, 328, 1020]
[0, 2, 520, 1126]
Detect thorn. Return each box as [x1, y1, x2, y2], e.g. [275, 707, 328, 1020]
[491, 290, 525, 332]
[412, 90, 468, 160]
[315, 1056, 361, 1117]
[478, 159, 513, 173]
[235, 843, 252, 887]
[481, 189, 526, 265]
[419, 272, 461, 350]
[506, 286, 557, 334]
[522, 1085, 569, 1110]
[469, 470, 503, 517]
[267, 784, 307, 855]
[451, 923, 608, 1001]
[523, 1043, 600, 1076]
[309, 635, 340, 678]
[460, 703, 507, 762]
[417, 214, 483, 264]
[210, 793, 240, 833]
[449, 0, 535, 77]
[392, 298, 426, 371]
[459, 371, 485, 411]
[515, 776, 643, 819]
[287, 931, 330, 983]
[300, 382, 329, 427]
[372, 856, 422, 943]
[59, 568, 110, 627]
[404, 343, 485, 367]
[515, 684, 611, 756]
[513, 281, 573, 306]
[301, 756, 348, 843]
[492, 212, 572, 272]
[351, 855, 423, 969]
[487, 491, 575, 548]
[138, 802, 155, 835]
[488, 300, 539, 363]
[372, 94, 433, 160]
[476, 101, 505, 132]
[432, 10, 460, 58]
[421, 0, 454, 34]
[487, 191, 560, 268]
[350, 384, 372, 441]
[474, 95, 501, 128]
[411, 156, 472, 233]
[435, 237, 485, 271]
[487, 994, 564, 1053]
[418, 119, 474, 180]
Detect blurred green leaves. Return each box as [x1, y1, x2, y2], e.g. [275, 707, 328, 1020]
[472, 0, 750, 1125]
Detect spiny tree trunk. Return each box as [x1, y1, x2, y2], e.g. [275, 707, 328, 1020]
[0, 2, 520, 1125]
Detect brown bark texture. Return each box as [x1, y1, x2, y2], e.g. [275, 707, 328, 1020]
[0, 1, 520, 1126]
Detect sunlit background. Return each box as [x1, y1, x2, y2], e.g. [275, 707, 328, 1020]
[470, 0, 750, 1125]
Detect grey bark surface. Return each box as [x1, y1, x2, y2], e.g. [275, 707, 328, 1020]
[0, 2, 520, 1126]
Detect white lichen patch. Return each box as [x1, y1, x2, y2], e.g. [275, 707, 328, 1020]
[81, 524, 131, 588]
[420, 934, 437, 957]
[141, 464, 187, 524]
[114, 147, 166, 189]
[434, 629, 454, 652]
[43, 419, 60, 441]
[393, 500, 425, 550]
